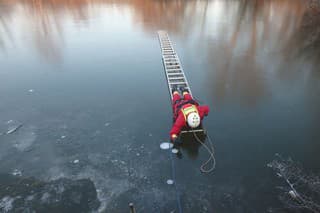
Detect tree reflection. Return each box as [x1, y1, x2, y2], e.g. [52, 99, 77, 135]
[0, 2, 15, 51]
[288, 0, 320, 58]
[201, 0, 317, 106]
[0, 0, 199, 63]
[0, 0, 318, 87]
[0, 0, 100, 63]
[210, 0, 268, 106]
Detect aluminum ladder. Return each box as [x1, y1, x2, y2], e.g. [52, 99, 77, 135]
[157, 31, 192, 99]
[158, 31, 204, 134]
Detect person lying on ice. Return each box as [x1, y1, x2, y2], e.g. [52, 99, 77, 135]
[170, 86, 210, 144]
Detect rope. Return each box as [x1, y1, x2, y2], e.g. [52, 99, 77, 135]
[168, 144, 183, 213]
[192, 129, 216, 173]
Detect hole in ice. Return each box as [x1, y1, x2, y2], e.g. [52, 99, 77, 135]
[160, 142, 173, 150]
[171, 148, 178, 154]
[167, 179, 174, 185]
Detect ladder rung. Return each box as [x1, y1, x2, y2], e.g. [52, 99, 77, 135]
[170, 85, 189, 89]
[162, 52, 176, 55]
[169, 78, 186, 83]
[166, 67, 181, 70]
[167, 72, 182, 75]
[163, 57, 179, 62]
[163, 57, 177, 60]
[170, 86, 189, 91]
[164, 60, 178, 63]
[165, 62, 179, 65]
[168, 74, 184, 77]
[168, 74, 184, 78]
[165, 61, 178, 64]
[166, 66, 180, 69]
[167, 71, 181, 74]
[170, 82, 188, 85]
[164, 57, 177, 60]
[181, 129, 204, 134]
[167, 69, 182, 72]
[168, 77, 185, 80]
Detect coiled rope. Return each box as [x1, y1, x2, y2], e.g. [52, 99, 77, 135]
[192, 129, 216, 173]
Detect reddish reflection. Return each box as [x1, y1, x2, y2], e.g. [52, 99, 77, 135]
[0, 0, 319, 105]
[201, 0, 319, 106]
[0, 0, 317, 55]
[0, 1, 14, 50]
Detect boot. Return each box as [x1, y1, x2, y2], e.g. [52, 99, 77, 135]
[179, 86, 189, 94]
[171, 85, 178, 94]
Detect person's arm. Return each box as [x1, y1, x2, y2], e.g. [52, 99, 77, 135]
[198, 105, 210, 117]
[170, 113, 185, 140]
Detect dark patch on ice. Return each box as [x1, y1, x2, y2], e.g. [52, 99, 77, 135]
[0, 174, 100, 212]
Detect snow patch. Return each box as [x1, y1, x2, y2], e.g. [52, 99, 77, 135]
[0, 196, 15, 212]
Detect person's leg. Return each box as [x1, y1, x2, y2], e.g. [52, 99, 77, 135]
[172, 91, 181, 105]
[172, 91, 181, 120]
[183, 92, 193, 101]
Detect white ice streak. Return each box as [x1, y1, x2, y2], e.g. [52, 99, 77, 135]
[6, 124, 23, 135]
[0, 196, 15, 212]
[12, 169, 22, 176]
[13, 130, 36, 152]
[289, 190, 298, 199]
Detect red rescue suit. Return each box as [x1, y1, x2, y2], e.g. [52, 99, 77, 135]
[170, 92, 210, 140]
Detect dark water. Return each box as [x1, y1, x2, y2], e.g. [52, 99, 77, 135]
[1, 0, 320, 212]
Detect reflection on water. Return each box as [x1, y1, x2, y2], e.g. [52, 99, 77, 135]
[1, 0, 318, 56]
[1, 0, 318, 74]
[179, 132, 206, 159]
[1, 0, 320, 212]
[201, 0, 319, 106]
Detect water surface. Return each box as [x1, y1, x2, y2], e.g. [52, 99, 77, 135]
[1, 0, 320, 212]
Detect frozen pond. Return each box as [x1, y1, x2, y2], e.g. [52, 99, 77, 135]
[1, 0, 320, 212]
